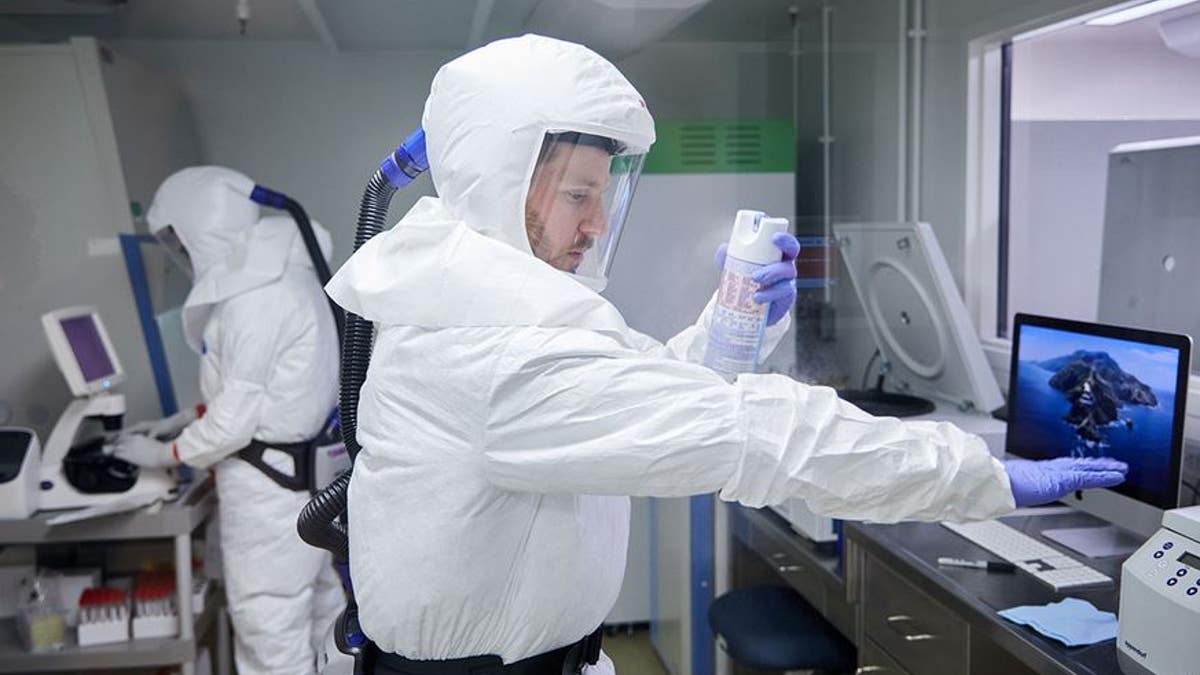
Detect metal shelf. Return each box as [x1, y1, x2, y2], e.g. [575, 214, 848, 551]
[0, 479, 222, 674]
[0, 479, 215, 545]
[0, 585, 222, 673]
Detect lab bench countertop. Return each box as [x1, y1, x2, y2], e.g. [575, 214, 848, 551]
[0, 478, 214, 544]
[732, 505, 1130, 675]
[846, 510, 1125, 675]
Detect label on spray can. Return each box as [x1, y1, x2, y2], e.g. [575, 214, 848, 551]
[703, 211, 789, 380]
[704, 255, 769, 379]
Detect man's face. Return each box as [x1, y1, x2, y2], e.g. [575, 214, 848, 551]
[525, 144, 612, 273]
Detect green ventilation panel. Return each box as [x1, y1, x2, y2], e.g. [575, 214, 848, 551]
[643, 120, 795, 174]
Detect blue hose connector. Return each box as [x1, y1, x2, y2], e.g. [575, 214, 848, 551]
[380, 127, 429, 190]
[250, 184, 288, 209]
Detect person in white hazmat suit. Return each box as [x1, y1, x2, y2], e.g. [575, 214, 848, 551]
[111, 167, 344, 675]
[324, 35, 1126, 674]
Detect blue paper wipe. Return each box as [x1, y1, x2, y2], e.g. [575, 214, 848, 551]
[998, 598, 1117, 647]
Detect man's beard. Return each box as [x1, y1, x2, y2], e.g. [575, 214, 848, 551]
[525, 208, 594, 273]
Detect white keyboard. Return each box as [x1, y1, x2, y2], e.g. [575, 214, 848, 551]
[942, 520, 1113, 591]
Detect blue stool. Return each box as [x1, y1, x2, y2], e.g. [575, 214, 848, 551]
[709, 585, 855, 674]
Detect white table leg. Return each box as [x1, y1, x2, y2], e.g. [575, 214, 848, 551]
[175, 532, 195, 675]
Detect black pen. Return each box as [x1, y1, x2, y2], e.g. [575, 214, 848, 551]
[937, 556, 1016, 573]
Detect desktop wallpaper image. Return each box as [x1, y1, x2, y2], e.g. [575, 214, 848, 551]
[1010, 325, 1180, 502]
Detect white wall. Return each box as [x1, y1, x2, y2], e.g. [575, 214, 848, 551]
[112, 39, 796, 272]
[112, 40, 453, 268]
[1013, 36, 1200, 121]
[620, 41, 793, 121]
[828, 0, 906, 224]
[0, 41, 195, 433]
[1007, 120, 1200, 330]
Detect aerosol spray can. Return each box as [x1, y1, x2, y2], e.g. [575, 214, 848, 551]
[704, 210, 790, 380]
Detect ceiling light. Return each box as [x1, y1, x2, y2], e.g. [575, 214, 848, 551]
[1086, 0, 1200, 26]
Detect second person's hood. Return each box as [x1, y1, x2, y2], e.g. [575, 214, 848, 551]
[182, 215, 332, 352]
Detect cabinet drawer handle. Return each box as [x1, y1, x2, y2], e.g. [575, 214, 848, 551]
[856, 667, 889, 674]
[885, 614, 939, 641]
[778, 564, 805, 573]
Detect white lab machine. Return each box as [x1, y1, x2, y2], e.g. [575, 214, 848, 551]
[0, 429, 40, 519]
[772, 498, 839, 543]
[774, 222, 1007, 544]
[38, 307, 175, 511]
[1118, 505, 1200, 675]
[834, 222, 1007, 452]
[833, 222, 1005, 416]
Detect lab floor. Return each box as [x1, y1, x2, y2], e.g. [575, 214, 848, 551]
[605, 627, 669, 675]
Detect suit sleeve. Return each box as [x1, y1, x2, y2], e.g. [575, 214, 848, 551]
[482, 327, 1013, 523]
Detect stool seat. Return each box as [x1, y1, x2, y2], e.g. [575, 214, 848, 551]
[709, 585, 855, 672]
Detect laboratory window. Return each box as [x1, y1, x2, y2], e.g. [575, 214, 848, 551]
[997, 2, 1200, 372]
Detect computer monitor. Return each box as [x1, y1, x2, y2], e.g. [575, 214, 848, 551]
[41, 306, 125, 398]
[1007, 313, 1191, 553]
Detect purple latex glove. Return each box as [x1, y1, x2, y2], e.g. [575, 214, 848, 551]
[714, 231, 800, 326]
[1004, 457, 1128, 507]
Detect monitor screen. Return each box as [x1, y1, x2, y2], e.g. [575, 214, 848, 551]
[59, 315, 115, 383]
[1007, 315, 1189, 510]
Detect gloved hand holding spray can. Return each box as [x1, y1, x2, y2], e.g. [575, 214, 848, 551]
[704, 209, 793, 380]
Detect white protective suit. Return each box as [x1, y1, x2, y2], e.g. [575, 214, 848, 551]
[147, 168, 343, 675]
[324, 35, 1016, 672]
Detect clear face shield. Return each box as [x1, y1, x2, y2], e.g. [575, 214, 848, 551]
[524, 131, 646, 290]
[153, 225, 194, 279]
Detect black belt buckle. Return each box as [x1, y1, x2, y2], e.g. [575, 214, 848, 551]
[560, 643, 583, 675]
[581, 627, 602, 665]
[561, 627, 603, 674]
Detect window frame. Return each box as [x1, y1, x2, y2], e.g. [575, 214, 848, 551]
[962, 3, 1200, 434]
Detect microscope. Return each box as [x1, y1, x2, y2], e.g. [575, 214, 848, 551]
[37, 307, 175, 511]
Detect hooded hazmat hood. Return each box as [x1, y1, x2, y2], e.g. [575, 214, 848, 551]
[327, 34, 657, 330]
